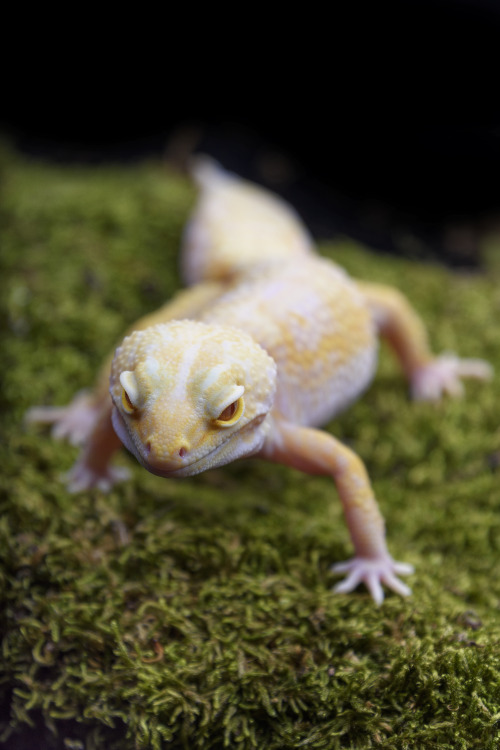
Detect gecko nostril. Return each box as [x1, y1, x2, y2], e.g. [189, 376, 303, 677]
[145, 441, 152, 455]
[178, 447, 187, 459]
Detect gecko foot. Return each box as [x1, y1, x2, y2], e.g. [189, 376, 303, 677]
[331, 555, 414, 605]
[411, 354, 493, 402]
[63, 461, 131, 493]
[26, 391, 100, 446]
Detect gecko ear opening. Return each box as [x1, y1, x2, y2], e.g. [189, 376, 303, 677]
[119, 371, 140, 414]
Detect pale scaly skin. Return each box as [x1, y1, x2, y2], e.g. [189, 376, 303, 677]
[27, 164, 493, 602]
[181, 156, 314, 284]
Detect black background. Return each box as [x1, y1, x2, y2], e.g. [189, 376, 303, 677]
[3, 0, 500, 267]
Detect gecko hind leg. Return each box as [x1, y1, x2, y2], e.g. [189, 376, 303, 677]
[410, 353, 493, 401]
[357, 281, 493, 401]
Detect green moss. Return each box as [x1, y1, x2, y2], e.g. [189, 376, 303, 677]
[1, 145, 500, 749]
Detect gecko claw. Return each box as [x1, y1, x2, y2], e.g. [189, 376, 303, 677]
[26, 391, 100, 446]
[63, 463, 131, 493]
[331, 556, 414, 605]
[411, 354, 493, 402]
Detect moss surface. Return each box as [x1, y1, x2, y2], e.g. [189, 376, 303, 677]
[1, 145, 500, 749]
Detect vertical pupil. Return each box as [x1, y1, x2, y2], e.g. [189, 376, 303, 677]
[219, 401, 237, 420]
[123, 390, 134, 409]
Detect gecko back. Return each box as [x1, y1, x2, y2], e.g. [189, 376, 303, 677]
[198, 255, 378, 426]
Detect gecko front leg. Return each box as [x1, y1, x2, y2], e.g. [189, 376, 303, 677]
[27, 393, 127, 492]
[26, 390, 102, 446]
[62, 403, 128, 492]
[260, 418, 413, 605]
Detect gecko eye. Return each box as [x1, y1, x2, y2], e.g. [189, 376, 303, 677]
[121, 388, 136, 414]
[119, 371, 140, 414]
[213, 397, 244, 427]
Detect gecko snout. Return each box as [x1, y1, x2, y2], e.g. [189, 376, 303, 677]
[143, 438, 189, 472]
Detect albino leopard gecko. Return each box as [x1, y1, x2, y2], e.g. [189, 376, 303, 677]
[27, 161, 492, 604]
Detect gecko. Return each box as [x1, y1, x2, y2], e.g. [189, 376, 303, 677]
[26, 160, 493, 604]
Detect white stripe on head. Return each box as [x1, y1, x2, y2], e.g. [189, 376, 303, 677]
[170, 340, 203, 406]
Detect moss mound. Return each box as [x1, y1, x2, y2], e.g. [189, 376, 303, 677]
[1, 145, 500, 749]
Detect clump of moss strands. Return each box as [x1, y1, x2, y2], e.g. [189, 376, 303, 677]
[1, 144, 500, 749]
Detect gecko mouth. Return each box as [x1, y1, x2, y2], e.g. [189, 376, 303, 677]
[145, 424, 258, 478]
[112, 407, 234, 477]
[147, 445, 226, 478]
[150, 416, 268, 477]
[111, 406, 266, 479]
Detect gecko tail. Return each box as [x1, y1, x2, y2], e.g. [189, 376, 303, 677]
[188, 154, 234, 190]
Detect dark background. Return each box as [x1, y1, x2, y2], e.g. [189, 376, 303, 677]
[3, 0, 500, 268]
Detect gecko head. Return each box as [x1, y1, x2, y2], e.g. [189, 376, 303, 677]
[109, 320, 277, 478]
